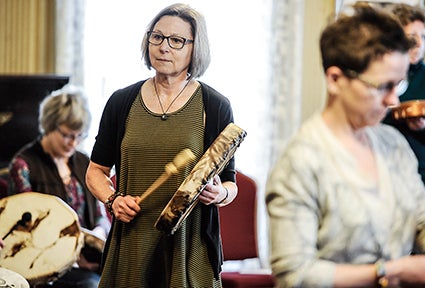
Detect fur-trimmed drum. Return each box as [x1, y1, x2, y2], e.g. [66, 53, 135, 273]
[0, 192, 84, 286]
[155, 123, 247, 235]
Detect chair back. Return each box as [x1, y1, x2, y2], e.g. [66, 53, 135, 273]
[219, 171, 258, 260]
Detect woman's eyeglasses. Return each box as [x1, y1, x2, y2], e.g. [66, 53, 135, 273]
[56, 127, 87, 142]
[344, 69, 408, 97]
[147, 31, 193, 50]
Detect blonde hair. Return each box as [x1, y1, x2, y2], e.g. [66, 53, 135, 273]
[39, 84, 91, 134]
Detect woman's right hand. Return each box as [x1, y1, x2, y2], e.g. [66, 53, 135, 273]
[112, 194, 141, 223]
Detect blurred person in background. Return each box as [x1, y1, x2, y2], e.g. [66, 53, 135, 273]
[8, 85, 110, 288]
[266, 4, 425, 287]
[383, 3, 425, 184]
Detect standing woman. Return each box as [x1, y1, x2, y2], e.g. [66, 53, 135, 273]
[86, 3, 237, 288]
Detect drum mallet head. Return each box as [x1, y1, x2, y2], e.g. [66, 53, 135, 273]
[165, 148, 196, 175]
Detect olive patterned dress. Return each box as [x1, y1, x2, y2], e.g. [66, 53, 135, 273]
[98, 86, 222, 288]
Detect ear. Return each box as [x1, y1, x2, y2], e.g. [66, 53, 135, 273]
[325, 66, 344, 95]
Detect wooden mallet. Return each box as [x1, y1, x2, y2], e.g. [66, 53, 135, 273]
[137, 148, 195, 204]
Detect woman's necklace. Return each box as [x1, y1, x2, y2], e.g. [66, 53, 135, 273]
[153, 77, 190, 120]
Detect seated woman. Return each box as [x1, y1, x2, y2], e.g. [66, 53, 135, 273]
[8, 85, 110, 288]
[266, 3, 425, 288]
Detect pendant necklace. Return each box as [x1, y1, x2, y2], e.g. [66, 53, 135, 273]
[153, 77, 190, 120]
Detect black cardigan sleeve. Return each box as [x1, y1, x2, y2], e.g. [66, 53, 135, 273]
[90, 80, 144, 189]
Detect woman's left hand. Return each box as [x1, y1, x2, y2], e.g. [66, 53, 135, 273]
[198, 175, 227, 205]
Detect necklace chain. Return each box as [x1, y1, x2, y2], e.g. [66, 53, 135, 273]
[153, 77, 190, 120]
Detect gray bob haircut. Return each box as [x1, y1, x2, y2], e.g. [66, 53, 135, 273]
[39, 84, 91, 135]
[141, 3, 211, 79]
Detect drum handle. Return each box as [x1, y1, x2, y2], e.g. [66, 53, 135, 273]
[136, 148, 195, 205]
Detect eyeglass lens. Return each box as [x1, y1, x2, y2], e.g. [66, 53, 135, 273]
[378, 79, 408, 96]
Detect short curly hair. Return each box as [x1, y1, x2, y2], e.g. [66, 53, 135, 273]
[320, 3, 413, 74]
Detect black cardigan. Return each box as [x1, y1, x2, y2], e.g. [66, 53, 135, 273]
[91, 80, 236, 279]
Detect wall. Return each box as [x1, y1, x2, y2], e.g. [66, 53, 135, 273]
[301, 0, 335, 121]
[0, 0, 55, 74]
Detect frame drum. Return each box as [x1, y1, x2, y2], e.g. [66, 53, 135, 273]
[392, 100, 425, 120]
[155, 123, 247, 235]
[0, 192, 84, 285]
[0, 267, 29, 288]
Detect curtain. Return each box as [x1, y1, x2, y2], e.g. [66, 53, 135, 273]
[253, 0, 305, 266]
[55, 0, 85, 86]
[269, 0, 305, 162]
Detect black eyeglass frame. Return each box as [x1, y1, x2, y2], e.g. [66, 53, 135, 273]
[147, 31, 194, 50]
